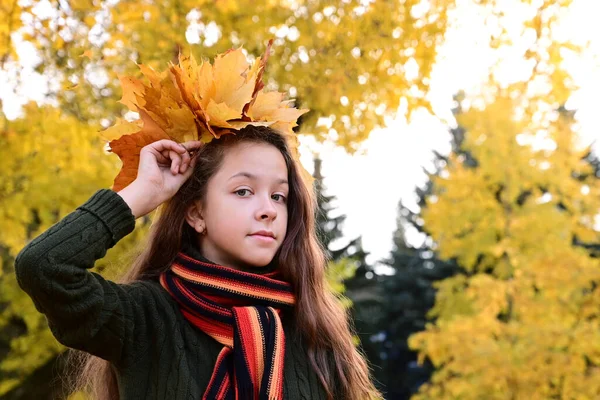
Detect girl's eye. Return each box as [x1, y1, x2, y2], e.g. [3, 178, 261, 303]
[272, 194, 287, 202]
[235, 189, 251, 197]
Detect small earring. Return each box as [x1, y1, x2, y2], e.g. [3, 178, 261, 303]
[198, 224, 207, 235]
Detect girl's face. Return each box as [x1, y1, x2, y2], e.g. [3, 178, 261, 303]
[190, 142, 289, 270]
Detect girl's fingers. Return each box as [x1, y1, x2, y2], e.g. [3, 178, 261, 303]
[169, 150, 183, 175]
[142, 139, 201, 174]
[144, 141, 183, 163]
[180, 154, 198, 178]
[148, 139, 188, 155]
[179, 148, 191, 173]
[156, 150, 170, 164]
[179, 141, 202, 173]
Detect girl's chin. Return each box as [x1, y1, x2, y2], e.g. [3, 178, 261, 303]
[243, 259, 273, 268]
[238, 253, 276, 268]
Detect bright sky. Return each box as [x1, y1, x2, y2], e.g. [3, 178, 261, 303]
[2, 0, 600, 268]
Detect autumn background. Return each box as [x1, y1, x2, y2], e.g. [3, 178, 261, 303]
[2, 0, 600, 399]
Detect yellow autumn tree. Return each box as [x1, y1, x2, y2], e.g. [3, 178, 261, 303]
[0, 104, 152, 395]
[408, 1, 600, 398]
[3, 0, 454, 151]
[410, 95, 600, 399]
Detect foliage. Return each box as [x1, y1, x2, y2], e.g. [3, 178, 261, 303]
[2, 0, 455, 151]
[0, 104, 150, 396]
[405, 0, 600, 397]
[409, 93, 600, 399]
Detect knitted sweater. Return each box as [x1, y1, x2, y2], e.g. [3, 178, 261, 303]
[14, 189, 330, 399]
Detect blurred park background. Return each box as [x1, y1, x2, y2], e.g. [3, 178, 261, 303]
[2, 0, 600, 399]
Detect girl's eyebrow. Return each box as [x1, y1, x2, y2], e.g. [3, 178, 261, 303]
[228, 171, 288, 185]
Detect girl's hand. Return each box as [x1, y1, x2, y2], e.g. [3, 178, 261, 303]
[117, 139, 204, 218]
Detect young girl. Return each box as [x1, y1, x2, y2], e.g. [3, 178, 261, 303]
[14, 122, 381, 399]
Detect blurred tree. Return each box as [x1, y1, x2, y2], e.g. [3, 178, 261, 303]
[344, 119, 463, 398]
[1, 0, 456, 151]
[409, 94, 600, 398]
[375, 197, 458, 399]
[406, 0, 600, 397]
[313, 156, 367, 308]
[574, 148, 600, 258]
[310, 155, 392, 397]
[0, 104, 151, 396]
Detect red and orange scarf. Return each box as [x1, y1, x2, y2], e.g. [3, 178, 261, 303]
[159, 252, 295, 400]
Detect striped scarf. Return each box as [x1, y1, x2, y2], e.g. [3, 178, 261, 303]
[159, 251, 295, 400]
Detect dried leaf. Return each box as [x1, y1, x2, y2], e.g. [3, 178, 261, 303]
[99, 118, 142, 141]
[227, 121, 274, 130]
[246, 92, 285, 121]
[212, 48, 256, 113]
[109, 125, 169, 192]
[205, 99, 242, 128]
[163, 107, 198, 141]
[103, 41, 308, 191]
[118, 75, 145, 110]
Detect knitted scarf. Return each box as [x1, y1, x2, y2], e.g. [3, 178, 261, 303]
[159, 251, 296, 400]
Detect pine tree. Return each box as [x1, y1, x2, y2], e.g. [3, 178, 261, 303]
[341, 97, 475, 398]
[377, 204, 458, 399]
[358, 122, 461, 398]
[312, 157, 369, 303]
[314, 158, 365, 261]
[311, 156, 388, 396]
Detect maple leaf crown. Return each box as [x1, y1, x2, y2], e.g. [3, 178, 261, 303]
[100, 40, 310, 192]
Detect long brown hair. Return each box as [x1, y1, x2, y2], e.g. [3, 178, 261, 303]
[70, 126, 381, 399]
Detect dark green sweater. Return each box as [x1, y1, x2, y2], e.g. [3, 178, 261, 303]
[14, 189, 330, 399]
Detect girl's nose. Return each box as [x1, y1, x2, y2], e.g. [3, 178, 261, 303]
[256, 195, 277, 220]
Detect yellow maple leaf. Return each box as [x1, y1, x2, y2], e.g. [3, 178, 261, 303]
[99, 118, 141, 141]
[246, 92, 285, 121]
[117, 75, 145, 110]
[212, 49, 256, 112]
[163, 107, 198, 142]
[205, 99, 243, 128]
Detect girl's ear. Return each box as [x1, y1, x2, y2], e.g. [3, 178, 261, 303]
[185, 201, 206, 234]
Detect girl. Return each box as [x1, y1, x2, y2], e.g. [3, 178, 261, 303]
[14, 125, 381, 399]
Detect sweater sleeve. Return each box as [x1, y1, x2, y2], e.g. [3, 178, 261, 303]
[14, 188, 142, 365]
